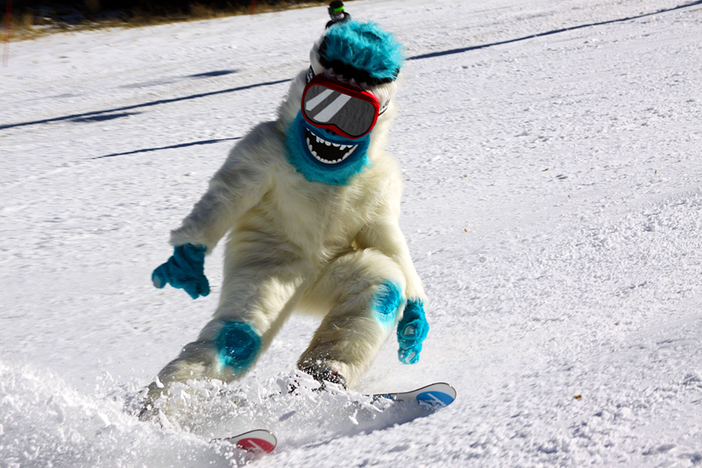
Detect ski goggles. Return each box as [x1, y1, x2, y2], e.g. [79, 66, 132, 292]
[301, 74, 384, 139]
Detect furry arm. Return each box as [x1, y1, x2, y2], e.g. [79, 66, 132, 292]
[355, 218, 426, 302]
[356, 218, 429, 364]
[169, 123, 276, 251]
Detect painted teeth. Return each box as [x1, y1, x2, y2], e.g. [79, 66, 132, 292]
[306, 135, 357, 164]
[314, 135, 352, 150]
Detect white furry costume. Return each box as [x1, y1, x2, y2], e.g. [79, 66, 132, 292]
[147, 20, 427, 400]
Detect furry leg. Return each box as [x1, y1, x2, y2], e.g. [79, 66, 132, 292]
[297, 249, 406, 388]
[147, 234, 310, 401]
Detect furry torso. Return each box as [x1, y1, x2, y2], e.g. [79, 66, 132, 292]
[170, 69, 408, 284]
[230, 123, 396, 267]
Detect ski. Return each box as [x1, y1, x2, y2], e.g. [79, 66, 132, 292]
[212, 382, 453, 455]
[217, 429, 277, 454]
[372, 382, 456, 408]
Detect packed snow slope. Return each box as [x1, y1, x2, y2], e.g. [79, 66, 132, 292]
[2, 0, 702, 466]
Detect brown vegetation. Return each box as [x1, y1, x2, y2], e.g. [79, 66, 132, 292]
[1, 0, 339, 41]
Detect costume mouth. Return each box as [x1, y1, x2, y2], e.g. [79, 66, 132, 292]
[305, 128, 358, 164]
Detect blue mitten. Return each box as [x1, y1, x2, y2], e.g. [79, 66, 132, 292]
[397, 299, 429, 364]
[152, 244, 210, 299]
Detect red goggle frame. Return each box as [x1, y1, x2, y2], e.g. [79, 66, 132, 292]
[301, 74, 381, 139]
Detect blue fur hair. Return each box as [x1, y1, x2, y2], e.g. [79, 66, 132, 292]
[320, 21, 404, 84]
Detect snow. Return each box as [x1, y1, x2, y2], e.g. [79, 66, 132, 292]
[1, 0, 701, 466]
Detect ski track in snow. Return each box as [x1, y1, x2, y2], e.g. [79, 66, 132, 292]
[1, 0, 701, 466]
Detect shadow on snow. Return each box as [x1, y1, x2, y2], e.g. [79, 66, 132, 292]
[0, 77, 290, 131]
[406, 0, 702, 60]
[2, 1, 699, 134]
[92, 136, 242, 159]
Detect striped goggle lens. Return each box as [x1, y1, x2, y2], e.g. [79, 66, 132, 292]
[301, 76, 380, 139]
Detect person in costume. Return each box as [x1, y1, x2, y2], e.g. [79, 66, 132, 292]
[145, 17, 429, 402]
[326, 1, 351, 29]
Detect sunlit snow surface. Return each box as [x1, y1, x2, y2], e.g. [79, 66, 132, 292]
[1, 0, 702, 466]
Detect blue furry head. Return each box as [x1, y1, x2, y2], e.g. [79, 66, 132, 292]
[319, 20, 404, 85]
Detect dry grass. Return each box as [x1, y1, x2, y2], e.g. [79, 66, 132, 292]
[1, 0, 336, 42]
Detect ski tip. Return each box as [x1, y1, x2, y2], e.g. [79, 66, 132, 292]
[222, 429, 277, 454]
[373, 382, 457, 408]
[412, 382, 455, 408]
[416, 389, 455, 407]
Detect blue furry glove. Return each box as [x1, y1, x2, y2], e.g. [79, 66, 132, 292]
[397, 299, 429, 365]
[152, 244, 210, 299]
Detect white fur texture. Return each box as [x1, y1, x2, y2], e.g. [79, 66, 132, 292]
[151, 62, 425, 396]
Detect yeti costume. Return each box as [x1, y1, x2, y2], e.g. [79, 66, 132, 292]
[147, 20, 429, 400]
